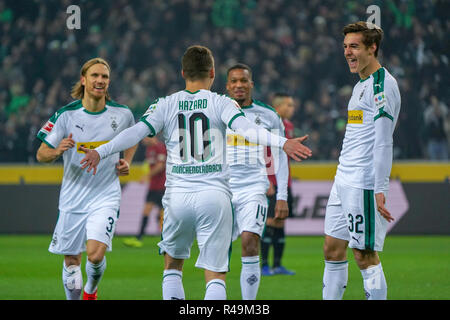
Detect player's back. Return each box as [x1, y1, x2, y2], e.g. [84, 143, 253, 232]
[140, 89, 243, 196]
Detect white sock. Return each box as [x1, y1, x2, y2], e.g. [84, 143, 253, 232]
[84, 257, 106, 294]
[322, 260, 348, 300]
[240, 256, 260, 300]
[62, 262, 83, 300]
[162, 269, 185, 300]
[361, 263, 387, 300]
[204, 279, 226, 300]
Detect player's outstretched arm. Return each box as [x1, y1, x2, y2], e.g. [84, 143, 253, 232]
[80, 121, 151, 175]
[230, 116, 312, 161]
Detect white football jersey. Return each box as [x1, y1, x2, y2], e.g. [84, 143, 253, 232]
[37, 100, 135, 212]
[335, 67, 401, 190]
[226, 100, 285, 195]
[139, 89, 244, 196]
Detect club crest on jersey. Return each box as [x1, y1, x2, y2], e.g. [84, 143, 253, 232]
[110, 116, 118, 131]
[111, 120, 118, 131]
[42, 120, 54, 134]
[255, 115, 261, 125]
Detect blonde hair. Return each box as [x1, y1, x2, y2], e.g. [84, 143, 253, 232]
[71, 58, 112, 100]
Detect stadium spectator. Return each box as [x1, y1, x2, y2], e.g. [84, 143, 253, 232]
[423, 95, 449, 160]
[0, 0, 448, 162]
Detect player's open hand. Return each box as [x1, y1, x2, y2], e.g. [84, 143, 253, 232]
[282, 135, 312, 161]
[56, 133, 75, 156]
[79, 146, 100, 175]
[375, 192, 394, 222]
[116, 159, 130, 176]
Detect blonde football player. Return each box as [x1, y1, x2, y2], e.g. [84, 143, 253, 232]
[79, 45, 312, 300]
[36, 58, 137, 300]
[323, 22, 401, 300]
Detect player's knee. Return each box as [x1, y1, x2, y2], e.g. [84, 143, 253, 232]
[323, 239, 347, 261]
[352, 249, 379, 269]
[87, 253, 104, 265]
[241, 232, 260, 256]
[65, 255, 81, 267]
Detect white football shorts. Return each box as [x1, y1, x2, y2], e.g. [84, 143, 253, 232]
[49, 207, 119, 255]
[231, 192, 268, 241]
[158, 189, 233, 273]
[324, 182, 388, 252]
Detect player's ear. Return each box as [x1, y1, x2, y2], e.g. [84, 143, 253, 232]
[209, 68, 215, 79]
[80, 76, 86, 86]
[181, 70, 185, 79]
[369, 43, 377, 56]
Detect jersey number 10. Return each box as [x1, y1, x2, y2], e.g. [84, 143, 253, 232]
[178, 113, 212, 162]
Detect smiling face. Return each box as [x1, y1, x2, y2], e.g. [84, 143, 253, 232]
[81, 63, 110, 101]
[226, 68, 254, 106]
[343, 32, 377, 78]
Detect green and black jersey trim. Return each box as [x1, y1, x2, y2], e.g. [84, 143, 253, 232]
[372, 68, 394, 122]
[107, 100, 130, 109]
[363, 189, 376, 251]
[36, 100, 83, 145]
[227, 199, 235, 272]
[374, 107, 394, 122]
[253, 100, 281, 119]
[372, 68, 385, 94]
[227, 112, 245, 129]
[140, 118, 156, 137]
[139, 97, 164, 137]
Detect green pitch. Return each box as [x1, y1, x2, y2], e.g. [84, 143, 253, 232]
[0, 235, 448, 300]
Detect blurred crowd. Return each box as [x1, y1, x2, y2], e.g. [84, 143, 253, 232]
[0, 0, 448, 162]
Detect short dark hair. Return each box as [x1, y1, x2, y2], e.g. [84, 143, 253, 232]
[342, 21, 384, 57]
[182, 45, 214, 81]
[272, 92, 292, 107]
[227, 63, 252, 78]
[273, 92, 291, 99]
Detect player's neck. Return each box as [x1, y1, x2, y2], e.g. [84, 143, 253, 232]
[185, 79, 213, 92]
[82, 95, 106, 113]
[359, 59, 382, 80]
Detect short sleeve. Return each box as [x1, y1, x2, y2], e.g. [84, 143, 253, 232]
[36, 112, 66, 149]
[140, 98, 165, 137]
[219, 96, 245, 129]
